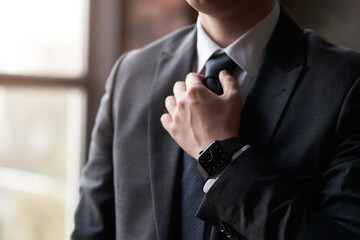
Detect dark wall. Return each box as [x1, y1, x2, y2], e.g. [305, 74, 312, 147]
[282, 0, 360, 51]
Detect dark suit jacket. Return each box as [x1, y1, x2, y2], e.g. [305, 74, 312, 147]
[72, 8, 360, 240]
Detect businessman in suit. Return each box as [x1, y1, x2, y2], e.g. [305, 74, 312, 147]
[72, 0, 360, 239]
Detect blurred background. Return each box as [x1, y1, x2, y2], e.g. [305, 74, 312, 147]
[0, 0, 359, 239]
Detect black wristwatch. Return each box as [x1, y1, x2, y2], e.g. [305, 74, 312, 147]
[197, 137, 244, 179]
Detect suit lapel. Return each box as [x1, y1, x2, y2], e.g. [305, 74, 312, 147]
[148, 26, 197, 240]
[240, 8, 306, 153]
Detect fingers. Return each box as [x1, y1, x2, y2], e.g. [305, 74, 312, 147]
[184, 73, 208, 99]
[162, 73, 204, 134]
[185, 73, 205, 89]
[162, 95, 176, 135]
[165, 95, 176, 114]
[219, 70, 240, 95]
[173, 81, 185, 98]
[160, 113, 172, 134]
[165, 80, 186, 114]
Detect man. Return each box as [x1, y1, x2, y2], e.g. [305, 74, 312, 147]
[72, 0, 360, 239]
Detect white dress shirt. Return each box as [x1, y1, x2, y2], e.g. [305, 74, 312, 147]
[196, 2, 280, 192]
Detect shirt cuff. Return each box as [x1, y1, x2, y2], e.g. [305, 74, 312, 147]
[203, 144, 251, 193]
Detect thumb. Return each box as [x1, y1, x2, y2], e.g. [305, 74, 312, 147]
[219, 70, 239, 95]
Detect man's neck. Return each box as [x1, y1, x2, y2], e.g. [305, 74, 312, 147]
[199, 1, 276, 48]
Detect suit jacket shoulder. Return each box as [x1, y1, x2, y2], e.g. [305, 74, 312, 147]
[303, 28, 360, 83]
[118, 24, 196, 73]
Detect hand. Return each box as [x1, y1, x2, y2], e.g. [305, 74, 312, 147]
[160, 70, 242, 158]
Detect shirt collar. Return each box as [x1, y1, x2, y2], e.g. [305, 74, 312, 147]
[196, 1, 280, 76]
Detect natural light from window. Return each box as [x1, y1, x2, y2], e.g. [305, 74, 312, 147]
[0, 86, 86, 240]
[0, 0, 89, 239]
[0, 0, 89, 78]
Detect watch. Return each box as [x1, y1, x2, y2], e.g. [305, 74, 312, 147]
[197, 137, 244, 179]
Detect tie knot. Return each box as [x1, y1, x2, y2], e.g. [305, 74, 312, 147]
[205, 53, 237, 79]
[204, 53, 237, 95]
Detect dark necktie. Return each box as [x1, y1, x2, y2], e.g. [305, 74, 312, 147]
[205, 52, 237, 95]
[181, 152, 206, 239]
[180, 52, 237, 240]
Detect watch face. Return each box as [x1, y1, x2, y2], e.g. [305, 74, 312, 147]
[198, 141, 231, 177]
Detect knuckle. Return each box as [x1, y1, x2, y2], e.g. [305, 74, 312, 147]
[187, 85, 203, 99]
[186, 72, 197, 79]
[169, 122, 178, 136]
[220, 71, 234, 82]
[224, 74, 234, 81]
[171, 112, 180, 124]
[174, 81, 183, 90]
[177, 98, 186, 110]
[231, 90, 241, 99]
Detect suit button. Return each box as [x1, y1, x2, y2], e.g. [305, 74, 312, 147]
[219, 221, 226, 232]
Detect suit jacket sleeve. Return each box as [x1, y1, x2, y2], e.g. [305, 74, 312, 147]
[197, 76, 360, 240]
[71, 55, 126, 240]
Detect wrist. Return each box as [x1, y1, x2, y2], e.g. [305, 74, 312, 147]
[199, 134, 239, 153]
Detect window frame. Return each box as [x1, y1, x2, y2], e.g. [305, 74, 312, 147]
[0, 0, 123, 238]
[0, 0, 123, 163]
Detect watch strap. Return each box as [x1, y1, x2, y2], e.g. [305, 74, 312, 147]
[220, 137, 245, 156]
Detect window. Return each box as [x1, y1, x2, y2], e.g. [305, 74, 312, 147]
[0, 0, 191, 238]
[0, 0, 89, 78]
[0, 0, 123, 239]
[0, 86, 85, 239]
